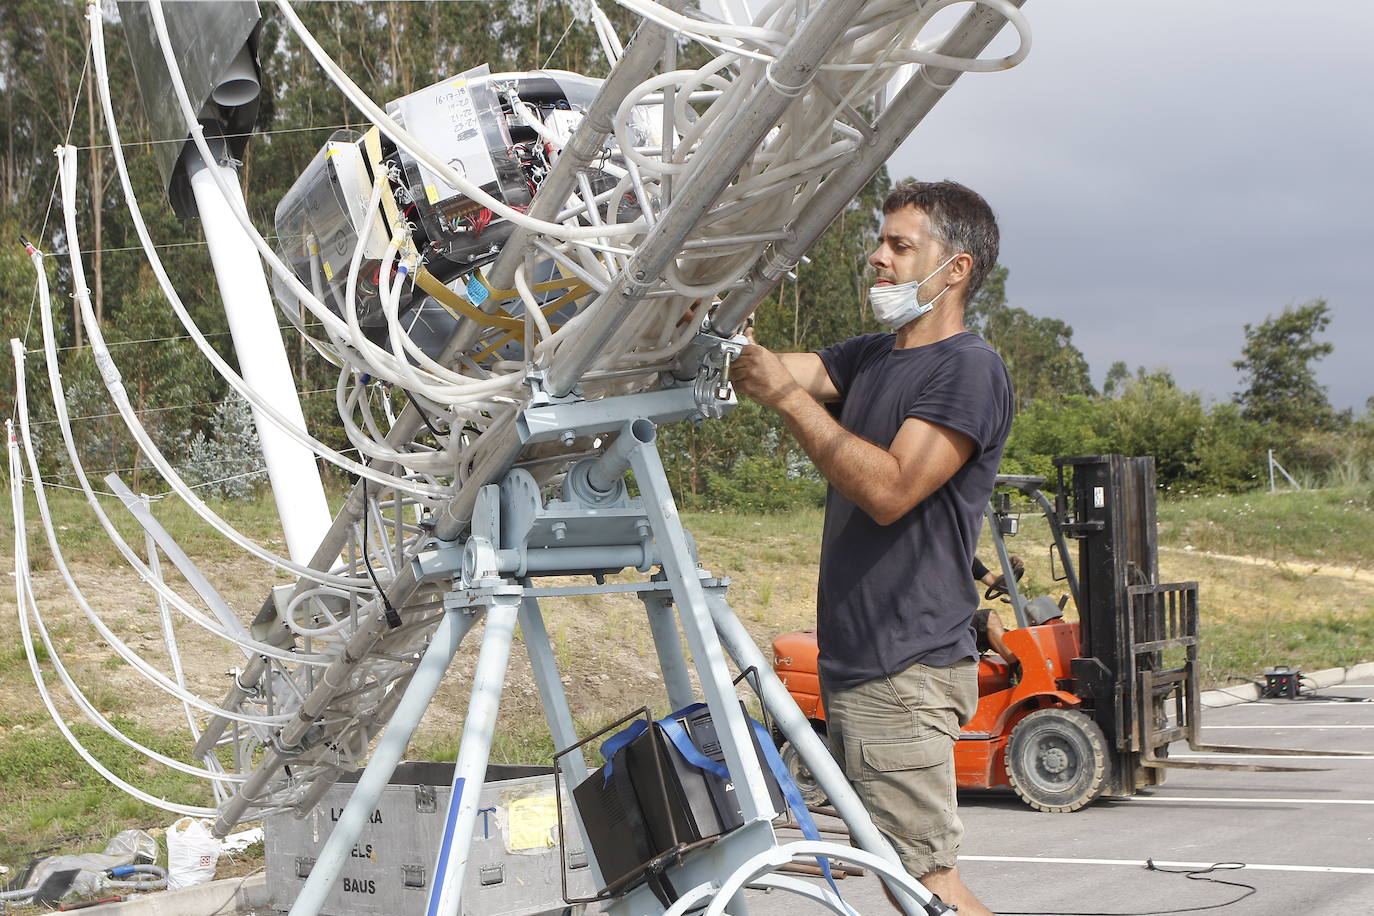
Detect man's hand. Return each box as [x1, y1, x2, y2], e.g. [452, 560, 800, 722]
[731, 329, 805, 409]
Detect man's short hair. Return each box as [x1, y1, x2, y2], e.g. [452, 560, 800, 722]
[882, 180, 1000, 299]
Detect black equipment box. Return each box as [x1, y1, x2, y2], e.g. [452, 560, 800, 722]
[573, 707, 785, 894]
[1262, 666, 1302, 699]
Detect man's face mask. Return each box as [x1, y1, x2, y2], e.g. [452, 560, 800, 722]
[867, 252, 959, 330]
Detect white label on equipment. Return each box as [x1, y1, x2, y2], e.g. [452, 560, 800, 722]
[395, 76, 497, 203]
[1093, 486, 1105, 508]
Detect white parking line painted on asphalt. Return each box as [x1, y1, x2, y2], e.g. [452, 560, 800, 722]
[1199, 724, 1374, 728]
[1245, 701, 1372, 706]
[1170, 753, 1374, 760]
[1196, 700, 1374, 707]
[1120, 795, 1374, 805]
[961, 855, 1374, 875]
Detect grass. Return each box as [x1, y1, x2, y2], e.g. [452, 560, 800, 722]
[0, 718, 209, 867]
[1156, 484, 1374, 568]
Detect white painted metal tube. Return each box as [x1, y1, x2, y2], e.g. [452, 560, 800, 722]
[187, 156, 331, 564]
[289, 609, 474, 916]
[687, 0, 1026, 369]
[628, 434, 777, 825]
[548, 0, 873, 397]
[429, 597, 521, 916]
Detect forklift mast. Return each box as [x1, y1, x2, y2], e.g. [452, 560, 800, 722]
[1057, 455, 1168, 797]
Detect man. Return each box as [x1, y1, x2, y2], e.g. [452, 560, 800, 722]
[731, 180, 1013, 915]
[973, 555, 1023, 677]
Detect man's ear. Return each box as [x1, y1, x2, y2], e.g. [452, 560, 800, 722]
[947, 251, 975, 288]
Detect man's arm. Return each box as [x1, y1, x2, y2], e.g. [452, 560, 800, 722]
[776, 352, 841, 403]
[984, 611, 1019, 667]
[732, 333, 974, 525]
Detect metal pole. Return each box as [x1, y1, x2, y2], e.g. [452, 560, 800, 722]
[985, 503, 1029, 629]
[186, 154, 331, 564]
[626, 425, 776, 825]
[429, 594, 521, 916]
[480, 0, 693, 293]
[210, 562, 426, 836]
[108, 475, 253, 654]
[1029, 487, 1081, 611]
[516, 594, 606, 891]
[642, 590, 696, 710]
[1269, 449, 1276, 493]
[289, 608, 473, 916]
[587, 418, 657, 493]
[548, 0, 873, 397]
[677, 0, 1026, 375]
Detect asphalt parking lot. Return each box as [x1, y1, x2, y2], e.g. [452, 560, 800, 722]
[748, 674, 1374, 916]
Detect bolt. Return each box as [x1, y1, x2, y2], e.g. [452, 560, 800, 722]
[551, 522, 568, 541]
[561, 431, 576, 447]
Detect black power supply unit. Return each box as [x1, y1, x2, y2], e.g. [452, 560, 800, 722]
[573, 706, 784, 899]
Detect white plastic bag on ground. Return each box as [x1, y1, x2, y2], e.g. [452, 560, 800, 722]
[166, 817, 221, 889]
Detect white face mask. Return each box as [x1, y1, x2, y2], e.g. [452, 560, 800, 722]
[867, 253, 959, 330]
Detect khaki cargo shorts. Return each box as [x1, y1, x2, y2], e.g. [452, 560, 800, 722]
[821, 659, 978, 877]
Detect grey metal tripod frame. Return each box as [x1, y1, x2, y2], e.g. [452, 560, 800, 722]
[287, 395, 943, 916]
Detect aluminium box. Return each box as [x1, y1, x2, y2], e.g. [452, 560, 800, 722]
[265, 762, 594, 916]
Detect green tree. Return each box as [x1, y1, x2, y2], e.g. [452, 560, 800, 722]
[999, 394, 1107, 483]
[674, 170, 889, 509]
[752, 170, 890, 352]
[1102, 360, 1130, 398]
[1187, 402, 1268, 492]
[965, 265, 1095, 410]
[1099, 371, 1205, 487]
[1233, 300, 1337, 431]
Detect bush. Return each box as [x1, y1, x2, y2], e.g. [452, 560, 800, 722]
[1000, 395, 1107, 483]
[1186, 402, 1267, 492]
[1098, 374, 1206, 485]
[701, 456, 825, 512]
[181, 395, 268, 500]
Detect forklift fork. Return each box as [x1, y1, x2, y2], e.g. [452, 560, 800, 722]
[1127, 582, 1352, 774]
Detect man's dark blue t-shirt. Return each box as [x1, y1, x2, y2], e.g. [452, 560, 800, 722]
[815, 331, 1013, 690]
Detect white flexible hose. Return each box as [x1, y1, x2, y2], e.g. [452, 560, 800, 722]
[8, 447, 218, 816]
[22, 238, 331, 665]
[11, 342, 291, 726]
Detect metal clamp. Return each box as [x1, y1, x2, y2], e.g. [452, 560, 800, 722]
[690, 332, 744, 420]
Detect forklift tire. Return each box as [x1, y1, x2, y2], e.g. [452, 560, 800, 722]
[781, 733, 830, 808]
[1006, 708, 1110, 813]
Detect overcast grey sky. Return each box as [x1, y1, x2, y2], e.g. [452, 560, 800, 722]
[890, 0, 1374, 412]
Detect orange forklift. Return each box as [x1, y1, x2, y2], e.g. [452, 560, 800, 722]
[773, 455, 1327, 812]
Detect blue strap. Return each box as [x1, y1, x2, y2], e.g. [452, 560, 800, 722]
[599, 703, 715, 786]
[748, 719, 856, 916]
[659, 714, 729, 781]
[599, 719, 647, 786]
